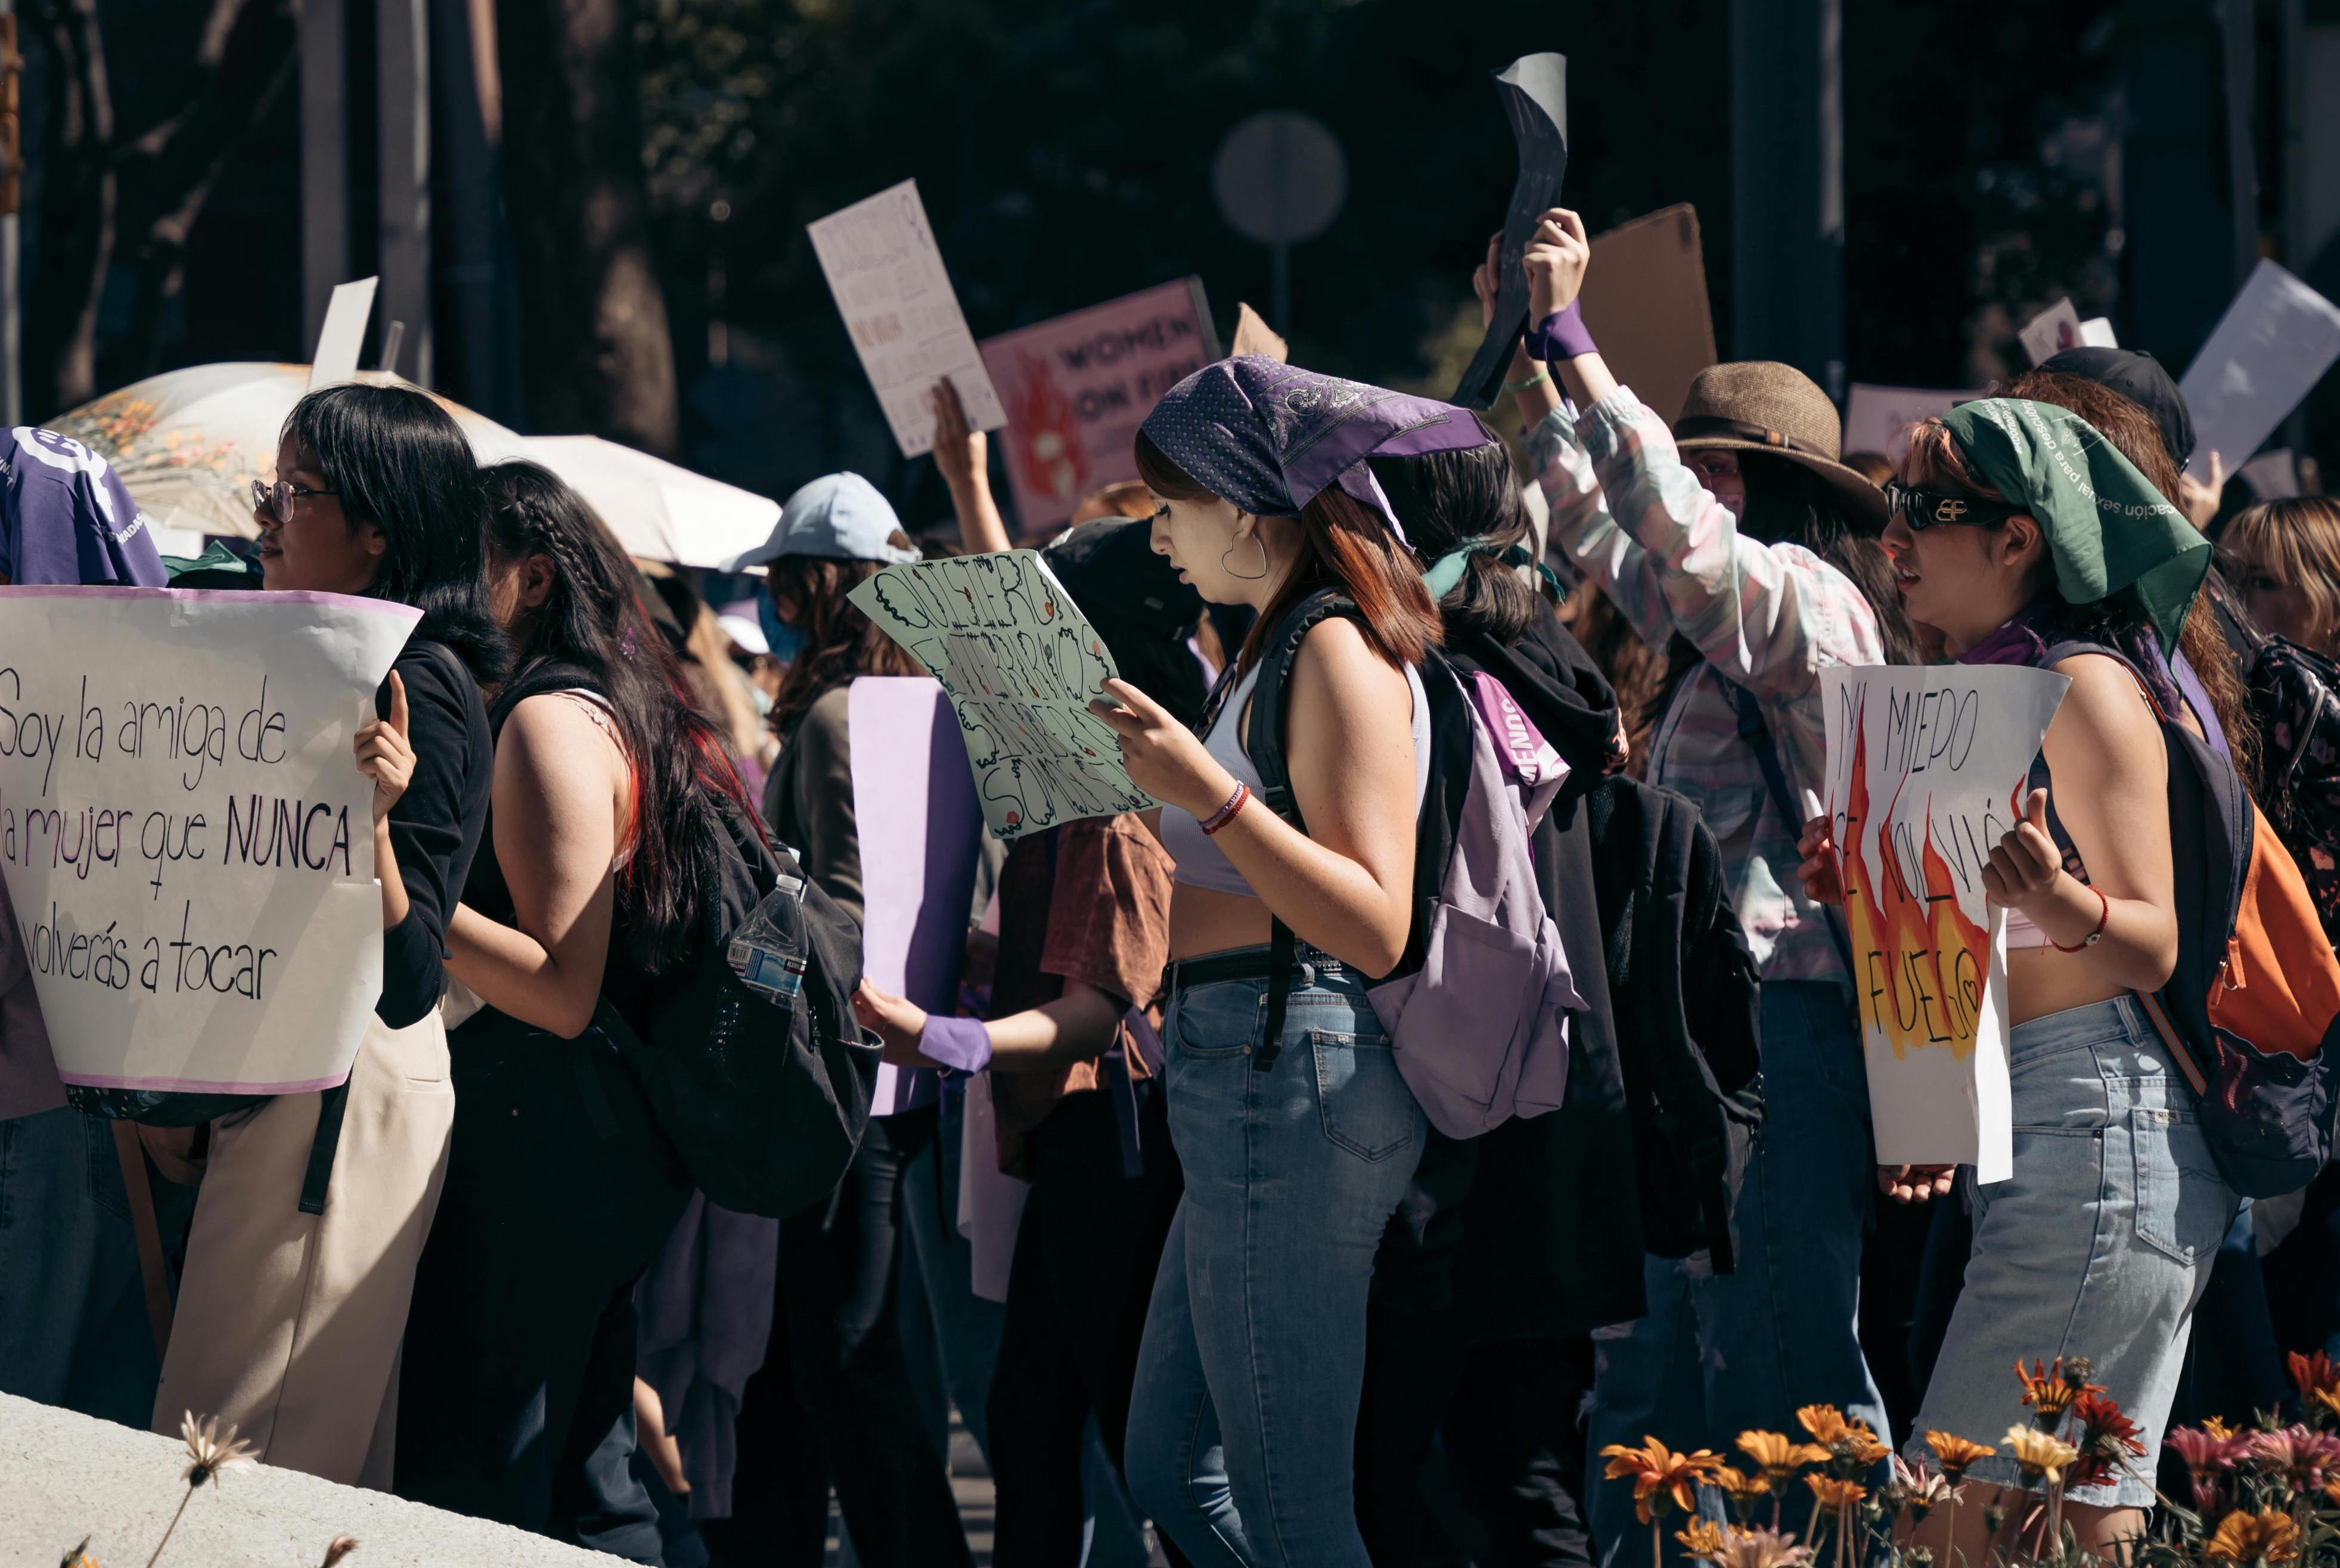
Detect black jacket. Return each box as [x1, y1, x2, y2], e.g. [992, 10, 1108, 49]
[376, 638, 494, 1029]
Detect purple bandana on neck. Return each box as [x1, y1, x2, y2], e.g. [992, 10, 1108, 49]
[1957, 601, 2202, 742]
[1138, 356, 1498, 543]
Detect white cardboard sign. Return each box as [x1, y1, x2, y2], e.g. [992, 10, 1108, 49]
[0, 588, 417, 1094]
[2179, 259, 2340, 483]
[807, 180, 1007, 459]
[1822, 663, 2070, 1184]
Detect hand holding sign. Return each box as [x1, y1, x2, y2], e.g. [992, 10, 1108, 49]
[1087, 676, 1227, 818]
[1522, 208, 1591, 330]
[353, 669, 412, 824]
[1980, 787, 2060, 910]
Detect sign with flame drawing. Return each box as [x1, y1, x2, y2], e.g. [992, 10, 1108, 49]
[850, 549, 1151, 840]
[1821, 664, 2070, 1184]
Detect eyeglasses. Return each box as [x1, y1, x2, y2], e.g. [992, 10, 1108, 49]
[1884, 479, 2024, 532]
[251, 477, 339, 524]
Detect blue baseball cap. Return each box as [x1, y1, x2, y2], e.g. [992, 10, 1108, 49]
[720, 471, 921, 573]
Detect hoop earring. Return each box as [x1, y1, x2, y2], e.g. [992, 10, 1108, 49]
[1220, 532, 1269, 580]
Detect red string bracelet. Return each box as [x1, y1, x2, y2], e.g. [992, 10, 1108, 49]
[2049, 882, 2110, 952]
[1200, 781, 1249, 836]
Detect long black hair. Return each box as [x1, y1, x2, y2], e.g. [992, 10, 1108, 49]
[1737, 454, 1919, 665]
[1368, 443, 1543, 644]
[281, 383, 507, 681]
[482, 461, 756, 975]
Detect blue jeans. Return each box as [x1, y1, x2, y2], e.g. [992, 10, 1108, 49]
[1127, 958, 1426, 1568]
[0, 1106, 156, 1426]
[1587, 982, 1886, 1568]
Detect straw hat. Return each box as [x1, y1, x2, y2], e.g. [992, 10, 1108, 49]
[1671, 362, 1888, 530]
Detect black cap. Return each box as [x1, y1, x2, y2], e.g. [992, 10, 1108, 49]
[2037, 346, 2195, 465]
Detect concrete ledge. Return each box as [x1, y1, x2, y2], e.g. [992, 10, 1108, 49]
[0, 1394, 624, 1567]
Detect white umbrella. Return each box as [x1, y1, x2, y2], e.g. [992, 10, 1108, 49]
[46, 362, 532, 541]
[519, 435, 780, 570]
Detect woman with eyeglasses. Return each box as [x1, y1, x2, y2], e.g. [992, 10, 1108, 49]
[153, 384, 502, 1486]
[1801, 401, 2235, 1559]
[1497, 213, 1908, 1553]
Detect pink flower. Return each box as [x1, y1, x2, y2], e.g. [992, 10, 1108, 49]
[2249, 1426, 2340, 1492]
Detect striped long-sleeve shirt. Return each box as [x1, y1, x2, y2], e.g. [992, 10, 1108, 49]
[1529, 387, 1885, 985]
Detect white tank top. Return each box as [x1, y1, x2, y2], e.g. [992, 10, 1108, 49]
[1159, 657, 1432, 896]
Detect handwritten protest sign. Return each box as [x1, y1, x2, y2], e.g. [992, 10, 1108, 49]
[1453, 52, 1569, 408]
[978, 279, 1220, 530]
[1822, 663, 2069, 1183]
[0, 588, 416, 1094]
[808, 179, 1006, 458]
[850, 551, 1147, 840]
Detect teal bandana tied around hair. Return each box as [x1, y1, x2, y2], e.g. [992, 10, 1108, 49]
[1938, 397, 2210, 656]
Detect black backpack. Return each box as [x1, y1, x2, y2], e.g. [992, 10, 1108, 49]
[489, 664, 881, 1219]
[1581, 772, 1765, 1269]
[2246, 634, 2340, 945]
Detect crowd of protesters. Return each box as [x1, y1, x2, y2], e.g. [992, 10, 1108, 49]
[7, 187, 2340, 1568]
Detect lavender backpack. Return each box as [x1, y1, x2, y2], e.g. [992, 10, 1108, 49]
[1240, 591, 1584, 1138]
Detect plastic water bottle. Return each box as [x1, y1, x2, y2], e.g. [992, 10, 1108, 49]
[730, 873, 811, 1008]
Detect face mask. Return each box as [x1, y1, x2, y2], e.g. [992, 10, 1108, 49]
[759, 590, 804, 664]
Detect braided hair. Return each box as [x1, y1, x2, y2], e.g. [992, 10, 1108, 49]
[481, 461, 756, 974]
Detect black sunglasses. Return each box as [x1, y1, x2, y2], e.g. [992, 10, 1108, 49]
[1883, 479, 2024, 532]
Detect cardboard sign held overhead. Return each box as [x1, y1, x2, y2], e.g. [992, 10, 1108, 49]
[2179, 259, 2340, 483]
[308, 278, 379, 389]
[1451, 53, 1569, 410]
[2016, 299, 2084, 368]
[1576, 204, 1716, 426]
[807, 179, 1007, 458]
[978, 280, 1220, 532]
[1230, 302, 1288, 362]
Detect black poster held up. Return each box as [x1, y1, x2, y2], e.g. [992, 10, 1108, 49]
[1451, 53, 1570, 411]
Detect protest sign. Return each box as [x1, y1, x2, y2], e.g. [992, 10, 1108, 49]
[1452, 53, 1569, 408]
[1821, 663, 2070, 1184]
[0, 588, 416, 1094]
[1842, 384, 1976, 461]
[2179, 259, 2340, 483]
[807, 179, 1006, 458]
[849, 675, 983, 1117]
[978, 279, 1221, 531]
[309, 277, 378, 388]
[1230, 302, 1288, 362]
[849, 550, 1148, 840]
[2079, 316, 2118, 347]
[2018, 298, 2084, 367]
[1579, 204, 1716, 426]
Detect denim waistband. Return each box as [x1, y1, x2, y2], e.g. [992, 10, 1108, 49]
[2006, 992, 2152, 1060]
[1166, 943, 1364, 995]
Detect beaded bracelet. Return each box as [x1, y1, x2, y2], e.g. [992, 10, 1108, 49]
[1200, 781, 1250, 836]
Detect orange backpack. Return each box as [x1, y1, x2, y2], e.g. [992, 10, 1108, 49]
[2045, 638, 2340, 1198]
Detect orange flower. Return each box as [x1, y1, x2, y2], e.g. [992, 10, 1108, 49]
[2013, 1358, 2105, 1424]
[1712, 1465, 1773, 1502]
[1738, 1431, 1828, 1481]
[1923, 1432, 1997, 1481]
[2290, 1349, 2340, 1405]
[1602, 1436, 1724, 1523]
[1677, 1520, 1731, 1561]
[2000, 1426, 2081, 1485]
[1804, 1474, 1867, 1511]
[2204, 1509, 2302, 1563]
[2205, 1416, 2241, 1442]
[1797, 1406, 1854, 1445]
[1794, 1405, 1889, 1464]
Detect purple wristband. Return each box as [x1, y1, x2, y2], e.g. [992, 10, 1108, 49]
[917, 1013, 994, 1074]
[1525, 300, 1597, 364]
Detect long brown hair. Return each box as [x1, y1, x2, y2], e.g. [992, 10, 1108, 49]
[2220, 497, 2340, 656]
[765, 552, 923, 731]
[1995, 370, 2260, 787]
[1134, 430, 1440, 676]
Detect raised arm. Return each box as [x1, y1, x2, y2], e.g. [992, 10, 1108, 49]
[932, 377, 1012, 555]
[444, 694, 629, 1039]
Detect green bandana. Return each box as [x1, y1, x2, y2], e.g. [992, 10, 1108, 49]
[1938, 397, 2209, 655]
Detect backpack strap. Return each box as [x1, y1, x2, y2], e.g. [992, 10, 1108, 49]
[1239, 589, 1362, 1075]
[1721, 679, 1855, 980]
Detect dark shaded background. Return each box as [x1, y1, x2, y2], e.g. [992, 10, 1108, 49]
[17, 0, 2310, 537]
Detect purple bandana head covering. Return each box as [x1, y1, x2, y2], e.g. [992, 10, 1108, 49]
[0, 428, 167, 587]
[1138, 356, 1498, 544]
